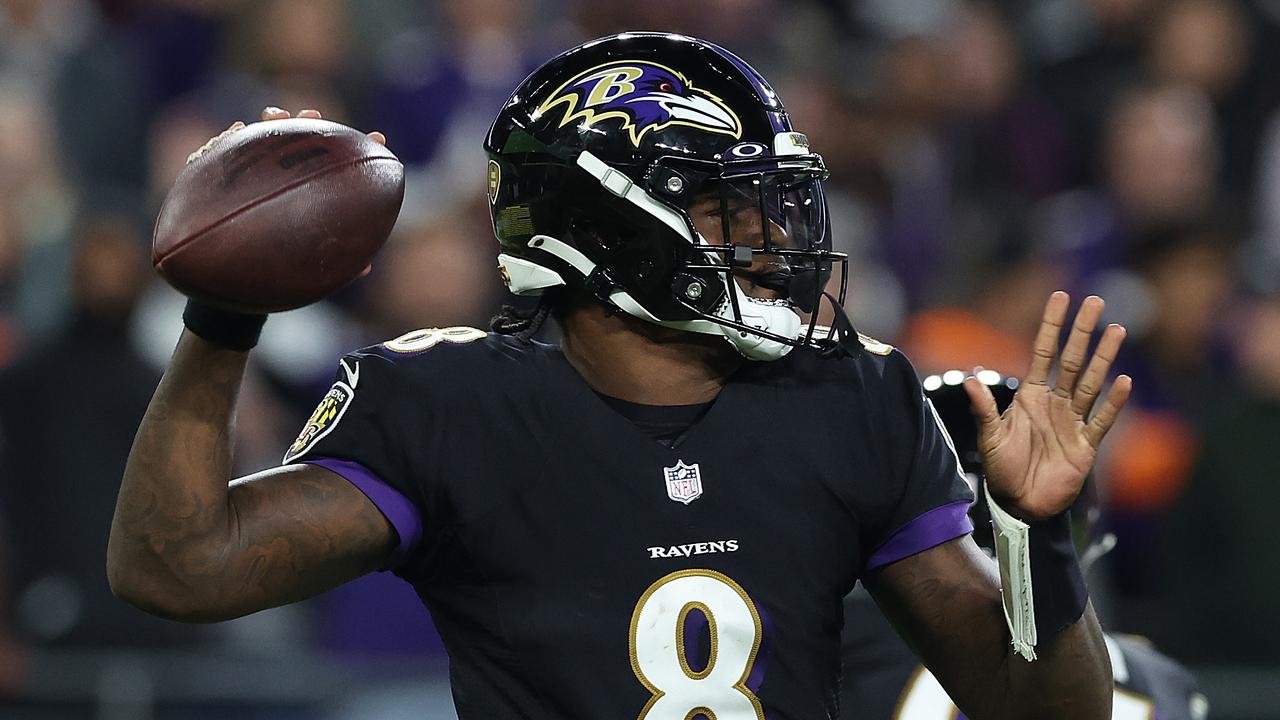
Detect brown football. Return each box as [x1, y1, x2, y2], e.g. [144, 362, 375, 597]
[153, 118, 405, 313]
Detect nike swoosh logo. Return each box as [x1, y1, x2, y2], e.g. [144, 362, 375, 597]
[339, 359, 360, 388]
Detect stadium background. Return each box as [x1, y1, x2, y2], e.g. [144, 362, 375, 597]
[0, 0, 1277, 717]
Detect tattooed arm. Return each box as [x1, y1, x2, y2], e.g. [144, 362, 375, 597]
[106, 332, 394, 622]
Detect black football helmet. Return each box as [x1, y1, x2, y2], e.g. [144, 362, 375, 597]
[923, 371, 1110, 566]
[484, 32, 851, 360]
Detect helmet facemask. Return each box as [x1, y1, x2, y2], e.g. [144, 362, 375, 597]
[635, 149, 851, 360]
[495, 141, 852, 361]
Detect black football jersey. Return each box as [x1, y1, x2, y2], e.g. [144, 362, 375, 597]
[285, 327, 973, 720]
[839, 587, 1209, 720]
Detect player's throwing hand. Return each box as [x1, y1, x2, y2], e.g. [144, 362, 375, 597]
[256, 106, 388, 145]
[965, 292, 1132, 520]
[186, 107, 387, 165]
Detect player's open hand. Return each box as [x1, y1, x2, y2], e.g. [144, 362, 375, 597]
[965, 292, 1132, 521]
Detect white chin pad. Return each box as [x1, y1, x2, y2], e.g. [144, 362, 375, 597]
[498, 252, 567, 295]
[714, 281, 800, 361]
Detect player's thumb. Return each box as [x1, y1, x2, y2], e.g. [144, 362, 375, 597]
[963, 374, 1002, 441]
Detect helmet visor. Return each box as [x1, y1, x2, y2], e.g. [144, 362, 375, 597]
[686, 170, 834, 313]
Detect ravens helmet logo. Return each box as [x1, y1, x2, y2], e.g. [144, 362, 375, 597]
[537, 60, 743, 147]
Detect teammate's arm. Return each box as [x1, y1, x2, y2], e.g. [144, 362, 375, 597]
[106, 331, 395, 622]
[866, 293, 1130, 719]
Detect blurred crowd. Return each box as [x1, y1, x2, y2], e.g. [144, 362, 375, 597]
[0, 0, 1278, 715]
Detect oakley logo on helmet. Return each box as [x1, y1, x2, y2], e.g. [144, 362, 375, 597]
[537, 60, 742, 147]
[727, 142, 768, 158]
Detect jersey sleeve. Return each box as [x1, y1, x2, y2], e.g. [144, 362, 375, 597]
[283, 349, 429, 569]
[862, 351, 975, 573]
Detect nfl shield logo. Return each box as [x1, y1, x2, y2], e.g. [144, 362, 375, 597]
[663, 460, 703, 504]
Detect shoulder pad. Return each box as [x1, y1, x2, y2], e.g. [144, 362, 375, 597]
[804, 325, 895, 356]
[857, 333, 894, 356]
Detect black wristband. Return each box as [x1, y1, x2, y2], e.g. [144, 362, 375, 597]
[1029, 511, 1089, 638]
[182, 300, 267, 351]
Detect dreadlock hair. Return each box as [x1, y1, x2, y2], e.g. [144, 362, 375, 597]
[490, 292, 557, 342]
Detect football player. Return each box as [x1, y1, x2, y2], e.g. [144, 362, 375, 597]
[108, 33, 1132, 719]
[839, 372, 1208, 720]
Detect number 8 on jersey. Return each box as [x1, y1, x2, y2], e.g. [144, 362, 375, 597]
[630, 570, 766, 720]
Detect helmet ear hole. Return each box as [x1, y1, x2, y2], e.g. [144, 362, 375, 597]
[571, 218, 623, 251]
[671, 273, 719, 313]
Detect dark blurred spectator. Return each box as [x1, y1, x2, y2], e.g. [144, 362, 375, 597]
[1031, 83, 1219, 298]
[1115, 222, 1238, 415]
[866, 34, 954, 307]
[943, 3, 1070, 200]
[370, 0, 547, 168]
[1156, 293, 1280, 664]
[0, 0, 93, 92]
[1105, 86, 1218, 230]
[1148, 0, 1249, 104]
[1247, 101, 1280, 295]
[1100, 221, 1238, 632]
[365, 215, 502, 340]
[0, 206, 22, 369]
[0, 517, 26, 696]
[846, 4, 1073, 310]
[0, 211, 202, 649]
[1033, 0, 1160, 186]
[574, 0, 779, 59]
[54, 17, 151, 194]
[223, 0, 354, 117]
[0, 76, 78, 344]
[1147, 0, 1270, 196]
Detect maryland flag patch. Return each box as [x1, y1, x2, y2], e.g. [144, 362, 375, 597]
[283, 359, 358, 463]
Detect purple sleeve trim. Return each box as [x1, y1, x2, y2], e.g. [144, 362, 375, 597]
[303, 458, 423, 568]
[864, 500, 973, 573]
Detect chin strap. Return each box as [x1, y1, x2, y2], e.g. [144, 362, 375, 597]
[812, 292, 864, 359]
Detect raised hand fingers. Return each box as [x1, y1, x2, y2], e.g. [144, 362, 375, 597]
[1053, 295, 1105, 399]
[296, 108, 322, 119]
[1071, 322, 1126, 417]
[1084, 375, 1132, 448]
[1026, 291, 1070, 385]
[367, 131, 387, 146]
